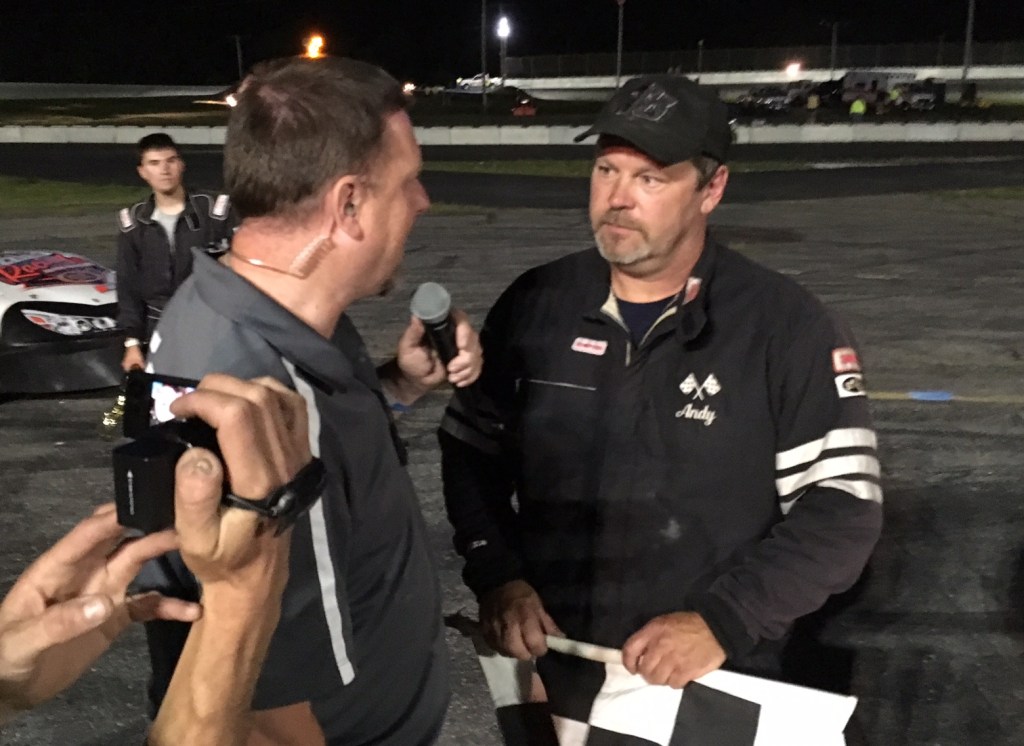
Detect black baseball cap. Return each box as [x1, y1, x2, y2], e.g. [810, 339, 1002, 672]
[574, 74, 731, 164]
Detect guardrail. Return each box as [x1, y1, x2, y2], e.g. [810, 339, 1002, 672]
[2, 122, 1023, 147]
[0, 83, 226, 100]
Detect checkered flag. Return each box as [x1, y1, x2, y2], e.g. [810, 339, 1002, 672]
[446, 614, 857, 746]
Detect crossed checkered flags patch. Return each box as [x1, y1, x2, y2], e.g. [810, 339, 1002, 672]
[446, 614, 857, 746]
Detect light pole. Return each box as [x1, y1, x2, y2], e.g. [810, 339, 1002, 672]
[962, 0, 976, 83]
[231, 35, 244, 80]
[497, 16, 510, 86]
[696, 38, 704, 82]
[480, 0, 488, 109]
[829, 21, 839, 80]
[615, 0, 625, 87]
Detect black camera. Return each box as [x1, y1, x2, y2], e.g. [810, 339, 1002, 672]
[113, 371, 218, 534]
[112, 370, 327, 536]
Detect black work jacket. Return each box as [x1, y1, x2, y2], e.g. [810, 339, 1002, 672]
[439, 237, 883, 666]
[115, 189, 235, 340]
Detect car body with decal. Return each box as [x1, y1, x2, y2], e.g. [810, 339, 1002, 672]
[0, 251, 122, 394]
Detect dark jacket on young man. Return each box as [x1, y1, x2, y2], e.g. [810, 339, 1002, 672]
[115, 189, 235, 342]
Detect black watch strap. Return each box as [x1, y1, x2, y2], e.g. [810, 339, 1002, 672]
[222, 457, 326, 535]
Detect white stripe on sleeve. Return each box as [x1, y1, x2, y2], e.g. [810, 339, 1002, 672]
[775, 427, 877, 472]
[775, 454, 881, 499]
[284, 359, 356, 685]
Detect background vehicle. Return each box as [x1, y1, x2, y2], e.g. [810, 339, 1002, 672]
[841, 70, 917, 104]
[0, 251, 121, 394]
[737, 85, 790, 113]
[897, 79, 947, 110]
[809, 79, 845, 108]
[455, 73, 495, 91]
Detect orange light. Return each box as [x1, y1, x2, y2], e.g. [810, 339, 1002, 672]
[305, 35, 325, 59]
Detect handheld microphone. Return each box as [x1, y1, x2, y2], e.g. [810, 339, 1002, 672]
[410, 282, 459, 365]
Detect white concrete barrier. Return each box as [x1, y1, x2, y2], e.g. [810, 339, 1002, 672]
[498, 126, 551, 145]
[19, 126, 69, 144]
[550, 125, 588, 144]
[2, 122, 1023, 147]
[448, 126, 502, 145]
[416, 127, 454, 146]
[67, 127, 118, 144]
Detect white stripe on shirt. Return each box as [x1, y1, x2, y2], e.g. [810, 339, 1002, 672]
[284, 359, 356, 685]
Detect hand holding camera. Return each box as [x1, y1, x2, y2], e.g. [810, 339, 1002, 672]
[1, 374, 315, 725]
[164, 374, 311, 593]
[114, 372, 322, 537]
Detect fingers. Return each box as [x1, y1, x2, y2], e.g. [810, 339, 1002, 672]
[621, 628, 648, 675]
[122, 348, 145, 372]
[447, 309, 483, 387]
[481, 581, 555, 660]
[126, 591, 202, 624]
[91, 503, 117, 518]
[399, 315, 427, 349]
[451, 308, 471, 345]
[173, 447, 227, 556]
[517, 613, 551, 659]
[103, 528, 180, 590]
[170, 375, 307, 498]
[23, 509, 125, 597]
[621, 614, 726, 688]
[492, 613, 548, 660]
[540, 609, 564, 638]
[2, 595, 114, 666]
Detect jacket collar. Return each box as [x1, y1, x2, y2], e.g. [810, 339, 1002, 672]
[136, 188, 202, 231]
[189, 250, 354, 393]
[582, 232, 720, 345]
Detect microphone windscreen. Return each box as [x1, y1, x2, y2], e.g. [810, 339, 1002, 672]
[410, 282, 452, 325]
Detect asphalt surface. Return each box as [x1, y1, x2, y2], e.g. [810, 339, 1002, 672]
[1, 158, 1023, 745]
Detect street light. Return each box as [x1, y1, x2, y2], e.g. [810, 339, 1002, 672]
[305, 34, 325, 59]
[820, 20, 839, 80]
[497, 16, 511, 86]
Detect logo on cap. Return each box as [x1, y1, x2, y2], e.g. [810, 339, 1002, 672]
[618, 83, 678, 123]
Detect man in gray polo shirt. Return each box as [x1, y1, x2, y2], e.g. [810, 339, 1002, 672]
[138, 57, 481, 744]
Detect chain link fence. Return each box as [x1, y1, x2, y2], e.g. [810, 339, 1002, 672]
[508, 41, 1024, 77]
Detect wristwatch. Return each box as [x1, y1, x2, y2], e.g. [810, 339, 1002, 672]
[124, 337, 141, 348]
[222, 458, 327, 535]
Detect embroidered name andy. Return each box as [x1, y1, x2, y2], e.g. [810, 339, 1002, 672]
[675, 403, 717, 426]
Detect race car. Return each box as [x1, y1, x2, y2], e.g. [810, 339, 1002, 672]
[0, 250, 122, 394]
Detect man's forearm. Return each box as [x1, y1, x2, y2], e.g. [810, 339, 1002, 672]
[148, 591, 281, 746]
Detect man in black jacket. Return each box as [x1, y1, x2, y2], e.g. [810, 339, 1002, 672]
[439, 75, 883, 701]
[116, 133, 236, 371]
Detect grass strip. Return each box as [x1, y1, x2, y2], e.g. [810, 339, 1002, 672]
[0, 176, 145, 216]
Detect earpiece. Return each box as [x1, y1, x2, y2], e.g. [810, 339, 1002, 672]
[344, 203, 356, 216]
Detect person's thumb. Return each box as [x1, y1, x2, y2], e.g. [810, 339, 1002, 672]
[398, 315, 427, 351]
[174, 448, 224, 554]
[5, 596, 113, 667]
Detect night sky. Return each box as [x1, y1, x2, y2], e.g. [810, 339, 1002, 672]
[2, 1, 1022, 86]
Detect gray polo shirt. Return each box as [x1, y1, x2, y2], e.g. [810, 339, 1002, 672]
[146, 251, 448, 744]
